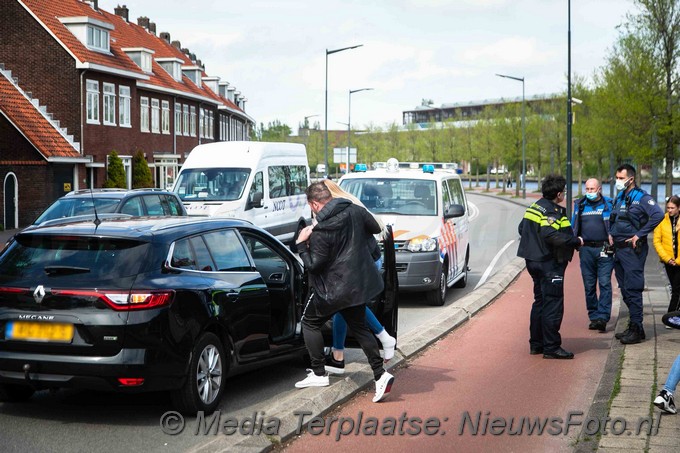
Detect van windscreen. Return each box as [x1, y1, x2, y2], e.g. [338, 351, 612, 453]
[174, 168, 251, 202]
[340, 179, 437, 216]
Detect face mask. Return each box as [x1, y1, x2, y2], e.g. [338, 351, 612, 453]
[615, 178, 631, 191]
[585, 192, 599, 201]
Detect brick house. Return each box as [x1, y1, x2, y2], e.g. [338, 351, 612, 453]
[0, 0, 253, 228]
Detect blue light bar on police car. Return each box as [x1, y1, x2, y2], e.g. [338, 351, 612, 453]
[355, 163, 367, 172]
[422, 164, 435, 174]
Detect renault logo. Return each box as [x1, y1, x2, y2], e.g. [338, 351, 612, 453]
[33, 285, 46, 304]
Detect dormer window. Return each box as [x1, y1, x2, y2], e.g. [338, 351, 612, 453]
[202, 76, 220, 94]
[59, 16, 114, 53]
[122, 48, 155, 73]
[182, 66, 202, 86]
[156, 58, 183, 82]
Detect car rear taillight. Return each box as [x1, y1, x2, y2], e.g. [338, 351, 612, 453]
[51, 289, 174, 311]
[118, 378, 145, 386]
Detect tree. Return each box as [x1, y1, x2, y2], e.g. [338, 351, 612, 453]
[131, 151, 153, 188]
[253, 120, 292, 141]
[103, 151, 126, 188]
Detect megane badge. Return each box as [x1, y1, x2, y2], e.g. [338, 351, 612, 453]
[33, 285, 46, 304]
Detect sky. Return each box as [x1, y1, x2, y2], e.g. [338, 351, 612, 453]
[97, 0, 637, 133]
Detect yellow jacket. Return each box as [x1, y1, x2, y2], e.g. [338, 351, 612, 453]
[653, 213, 680, 263]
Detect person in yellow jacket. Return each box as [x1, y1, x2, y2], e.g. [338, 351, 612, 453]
[654, 195, 680, 315]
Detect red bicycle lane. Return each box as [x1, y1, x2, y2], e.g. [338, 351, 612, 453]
[281, 259, 618, 453]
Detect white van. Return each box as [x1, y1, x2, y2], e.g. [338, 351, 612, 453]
[173, 141, 311, 244]
[339, 159, 470, 306]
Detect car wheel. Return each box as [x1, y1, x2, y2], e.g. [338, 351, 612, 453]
[0, 383, 35, 402]
[171, 332, 226, 415]
[454, 250, 469, 288]
[427, 264, 447, 306]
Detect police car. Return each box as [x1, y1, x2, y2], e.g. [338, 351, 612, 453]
[340, 159, 470, 305]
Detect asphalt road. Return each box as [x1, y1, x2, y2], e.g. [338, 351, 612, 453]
[0, 192, 525, 452]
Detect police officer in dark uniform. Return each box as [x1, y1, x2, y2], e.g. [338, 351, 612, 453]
[518, 174, 583, 359]
[609, 164, 664, 344]
[571, 178, 614, 333]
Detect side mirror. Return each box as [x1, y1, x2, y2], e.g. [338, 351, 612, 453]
[444, 203, 465, 219]
[246, 191, 264, 210]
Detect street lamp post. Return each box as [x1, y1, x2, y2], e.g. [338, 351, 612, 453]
[496, 73, 526, 199]
[325, 44, 363, 176]
[347, 88, 373, 174]
[566, 0, 573, 218]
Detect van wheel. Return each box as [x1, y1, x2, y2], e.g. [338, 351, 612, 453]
[427, 264, 447, 306]
[171, 332, 226, 415]
[0, 383, 35, 402]
[454, 250, 469, 288]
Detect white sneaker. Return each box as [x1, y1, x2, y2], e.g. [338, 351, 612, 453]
[372, 371, 394, 402]
[381, 334, 397, 361]
[654, 389, 677, 414]
[295, 369, 329, 388]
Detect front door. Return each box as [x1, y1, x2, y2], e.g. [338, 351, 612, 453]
[3, 173, 17, 230]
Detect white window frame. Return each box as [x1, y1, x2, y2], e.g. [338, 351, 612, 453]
[102, 83, 116, 126]
[161, 100, 170, 134]
[87, 26, 110, 52]
[199, 108, 205, 138]
[86, 80, 99, 124]
[119, 86, 131, 127]
[183, 105, 190, 136]
[151, 98, 160, 133]
[190, 106, 197, 137]
[208, 111, 214, 139]
[140, 97, 150, 133]
[175, 102, 182, 136]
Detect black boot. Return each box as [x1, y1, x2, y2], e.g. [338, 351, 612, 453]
[615, 323, 646, 340]
[620, 323, 643, 344]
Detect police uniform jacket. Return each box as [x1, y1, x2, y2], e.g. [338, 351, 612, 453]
[653, 213, 680, 264]
[609, 187, 664, 242]
[298, 197, 384, 317]
[517, 197, 581, 263]
[571, 195, 612, 242]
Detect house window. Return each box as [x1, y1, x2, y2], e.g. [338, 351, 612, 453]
[175, 102, 182, 135]
[151, 98, 160, 133]
[119, 86, 131, 127]
[161, 100, 170, 134]
[190, 106, 197, 137]
[199, 108, 205, 138]
[183, 105, 189, 136]
[140, 97, 150, 132]
[208, 111, 214, 139]
[86, 26, 109, 52]
[86, 80, 99, 124]
[103, 83, 116, 126]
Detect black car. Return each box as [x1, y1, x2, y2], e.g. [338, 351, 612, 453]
[32, 188, 187, 226]
[0, 217, 397, 413]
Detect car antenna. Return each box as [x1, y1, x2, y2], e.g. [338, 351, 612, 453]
[89, 188, 101, 227]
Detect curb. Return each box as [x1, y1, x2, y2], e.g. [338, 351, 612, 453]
[200, 256, 527, 452]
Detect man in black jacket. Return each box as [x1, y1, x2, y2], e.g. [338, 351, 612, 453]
[518, 174, 583, 359]
[294, 182, 394, 402]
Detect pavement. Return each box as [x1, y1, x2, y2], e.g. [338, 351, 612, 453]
[2, 188, 680, 452]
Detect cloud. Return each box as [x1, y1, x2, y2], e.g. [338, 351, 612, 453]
[460, 37, 557, 67]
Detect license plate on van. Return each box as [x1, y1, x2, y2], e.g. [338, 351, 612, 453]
[5, 321, 74, 343]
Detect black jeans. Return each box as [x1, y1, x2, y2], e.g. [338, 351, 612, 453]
[664, 263, 680, 313]
[302, 302, 384, 380]
[526, 259, 568, 353]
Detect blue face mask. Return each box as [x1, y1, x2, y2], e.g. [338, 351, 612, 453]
[585, 192, 599, 201]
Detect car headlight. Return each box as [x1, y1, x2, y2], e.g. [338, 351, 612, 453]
[405, 237, 438, 252]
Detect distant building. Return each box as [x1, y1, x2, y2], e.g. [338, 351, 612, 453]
[0, 0, 253, 228]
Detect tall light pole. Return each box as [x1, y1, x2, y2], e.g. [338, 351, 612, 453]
[566, 0, 573, 217]
[496, 73, 526, 199]
[348, 88, 373, 174]
[325, 44, 363, 176]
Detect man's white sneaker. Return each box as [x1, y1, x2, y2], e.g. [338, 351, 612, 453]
[654, 389, 677, 414]
[381, 335, 397, 361]
[295, 369, 329, 388]
[372, 371, 394, 402]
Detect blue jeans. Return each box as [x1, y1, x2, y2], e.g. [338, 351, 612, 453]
[333, 257, 384, 351]
[663, 354, 680, 394]
[579, 246, 614, 322]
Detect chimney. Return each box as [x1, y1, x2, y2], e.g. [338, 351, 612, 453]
[160, 32, 171, 43]
[189, 52, 196, 62]
[137, 16, 149, 29]
[181, 47, 189, 55]
[196, 59, 203, 69]
[171, 40, 181, 49]
[114, 5, 129, 22]
[148, 22, 156, 35]
[85, 0, 99, 11]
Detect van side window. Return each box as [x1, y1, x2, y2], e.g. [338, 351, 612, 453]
[441, 181, 451, 208]
[446, 179, 466, 211]
[290, 165, 308, 195]
[268, 166, 288, 198]
[249, 171, 264, 200]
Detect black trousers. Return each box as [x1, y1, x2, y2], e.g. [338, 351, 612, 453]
[664, 263, 680, 313]
[526, 259, 568, 353]
[302, 302, 384, 380]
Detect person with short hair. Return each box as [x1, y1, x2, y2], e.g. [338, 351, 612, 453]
[571, 178, 614, 332]
[517, 174, 583, 359]
[294, 182, 394, 403]
[610, 164, 664, 344]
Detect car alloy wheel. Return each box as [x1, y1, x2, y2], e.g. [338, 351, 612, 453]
[196, 343, 223, 406]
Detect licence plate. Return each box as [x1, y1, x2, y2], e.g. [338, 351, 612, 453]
[5, 321, 74, 343]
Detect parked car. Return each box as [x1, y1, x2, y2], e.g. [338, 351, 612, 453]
[0, 217, 397, 413]
[32, 188, 187, 226]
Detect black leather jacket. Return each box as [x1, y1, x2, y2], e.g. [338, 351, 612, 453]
[299, 198, 384, 316]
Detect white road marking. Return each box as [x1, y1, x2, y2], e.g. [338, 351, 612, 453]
[474, 239, 516, 290]
[467, 201, 479, 221]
